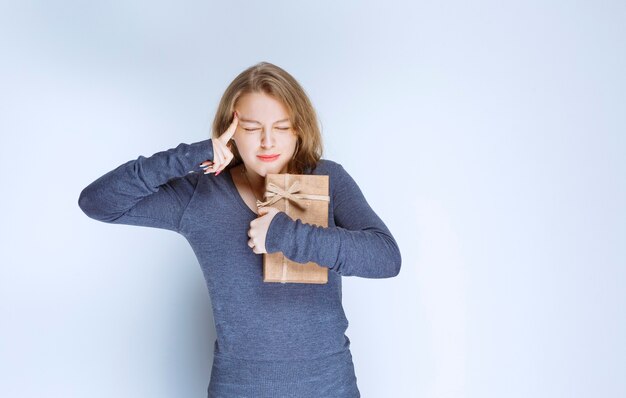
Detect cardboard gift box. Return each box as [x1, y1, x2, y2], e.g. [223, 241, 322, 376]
[257, 173, 330, 284]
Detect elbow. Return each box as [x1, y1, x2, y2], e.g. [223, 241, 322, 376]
[78, 187, 93, 217]
[387, 246, 402, 278]
[380, 234, 401, 278]
[380, 247, 402, 278]
[78, 187, 113, 222]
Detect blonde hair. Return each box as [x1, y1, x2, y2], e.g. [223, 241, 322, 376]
[211, 62, 323, 174]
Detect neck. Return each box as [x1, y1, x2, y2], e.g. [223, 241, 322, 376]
[242, 165, 266, 199]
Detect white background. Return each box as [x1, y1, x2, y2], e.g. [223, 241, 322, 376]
[1, 1, 624, 397]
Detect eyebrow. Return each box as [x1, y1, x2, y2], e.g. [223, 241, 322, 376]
[239, 117, 290, 125]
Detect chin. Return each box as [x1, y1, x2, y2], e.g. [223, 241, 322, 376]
[257, 163, 288, 177]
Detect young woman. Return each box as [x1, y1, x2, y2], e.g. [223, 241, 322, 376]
[78, 61, 401, 397]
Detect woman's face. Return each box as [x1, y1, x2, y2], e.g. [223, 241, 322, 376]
[232, 92, 298, 177]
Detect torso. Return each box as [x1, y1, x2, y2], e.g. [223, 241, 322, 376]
[229, 164, 263, 215]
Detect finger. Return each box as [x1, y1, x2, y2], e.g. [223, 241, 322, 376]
[217, 150, 233, 173]
[219, 155, 233, 172]
[203, 162, 217, 174]
[216, 151, 230, 174]
[213, 146, 223, 166]
[247, 239, 254, 248]
[207, 143, 222, 173]
[216, 146, 234, 175]
[212, 146, 225, 171]
[223, 113, 239, 140]
[215, 138, 230, 164]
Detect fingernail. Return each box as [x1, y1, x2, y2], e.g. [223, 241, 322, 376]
[216, 170, 221, 176]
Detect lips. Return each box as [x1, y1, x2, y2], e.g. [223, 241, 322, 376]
[257, 154, 280, 162]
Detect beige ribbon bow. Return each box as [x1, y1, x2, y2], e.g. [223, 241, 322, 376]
[255, 180, 330, 209]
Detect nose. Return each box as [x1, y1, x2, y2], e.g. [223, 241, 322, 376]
[260, 127, 275, 148]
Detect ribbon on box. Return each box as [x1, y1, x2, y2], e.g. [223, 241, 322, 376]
[255, 180, 329, 209]
[256, 176, 330, 283]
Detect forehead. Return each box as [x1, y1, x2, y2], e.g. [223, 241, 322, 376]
[236, 92, 290, 124]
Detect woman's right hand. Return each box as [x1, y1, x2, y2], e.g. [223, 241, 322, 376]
[200, 111, 239, 176]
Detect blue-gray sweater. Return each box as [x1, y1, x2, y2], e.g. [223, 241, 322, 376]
[78, 139, 401, 397]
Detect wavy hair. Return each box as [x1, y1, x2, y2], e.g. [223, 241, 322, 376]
[211, 62, 323, 174]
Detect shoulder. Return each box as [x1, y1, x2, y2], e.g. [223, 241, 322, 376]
[310, 158, 348, 176]
[311, 159, 357, 186]
[310, 159, 363, 202]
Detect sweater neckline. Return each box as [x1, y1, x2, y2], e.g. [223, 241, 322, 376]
[224, 167, 259, 218]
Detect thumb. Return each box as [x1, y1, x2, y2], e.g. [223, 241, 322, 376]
[258, 206, 269, 215]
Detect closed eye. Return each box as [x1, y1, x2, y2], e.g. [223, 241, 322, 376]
[243, 127, 290, 131]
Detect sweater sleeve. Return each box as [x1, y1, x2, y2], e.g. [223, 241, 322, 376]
[78, 139, 213, 232]
[264, 163, 402, 278]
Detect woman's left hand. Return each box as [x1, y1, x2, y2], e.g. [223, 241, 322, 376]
[247, 206, 281, 254]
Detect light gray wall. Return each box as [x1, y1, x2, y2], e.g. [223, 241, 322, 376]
[1, 1, 624, 397]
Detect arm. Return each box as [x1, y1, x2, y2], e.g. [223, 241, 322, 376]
[78, 139, 213, 232]
[264, 163, 402, 278]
